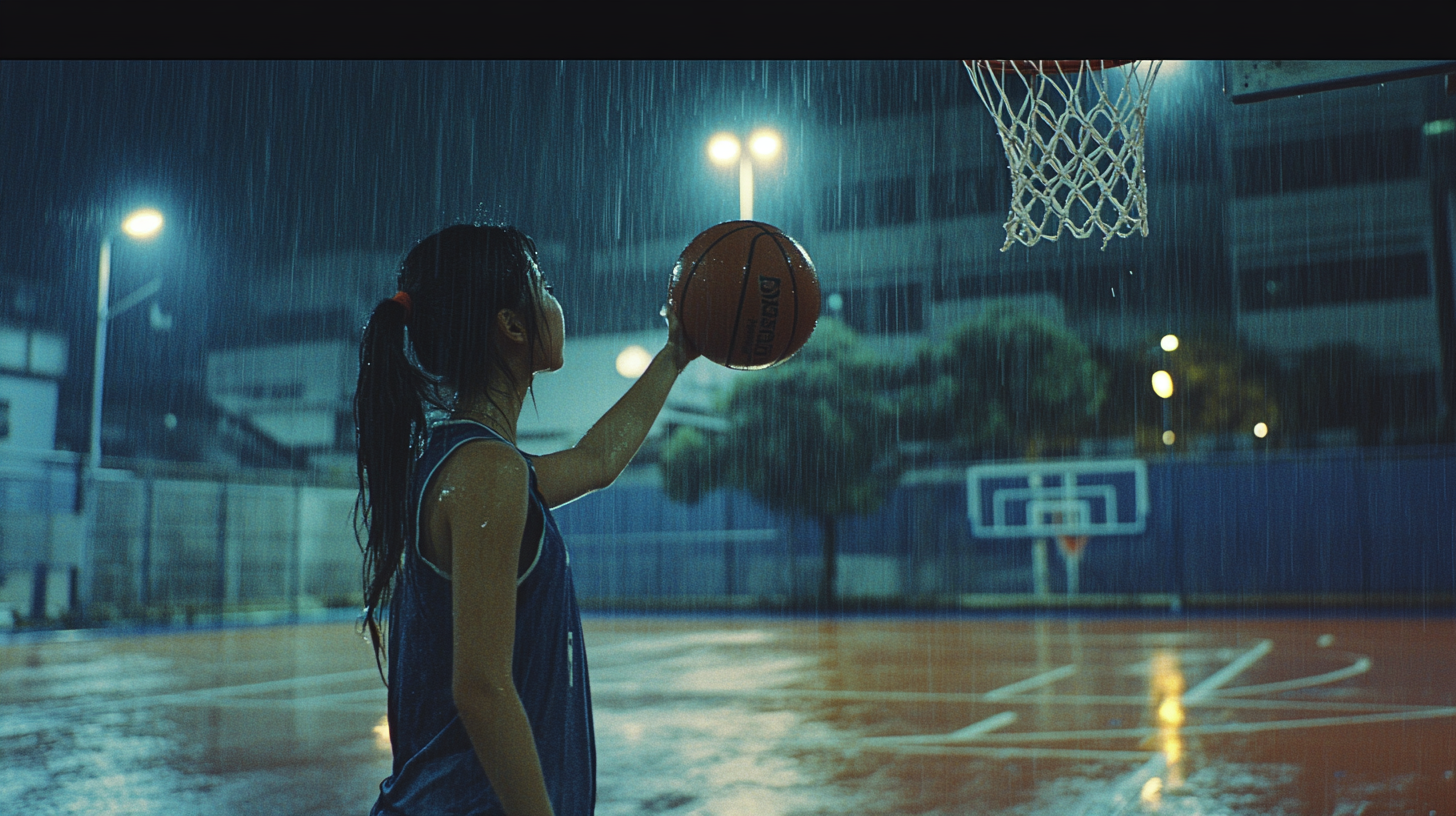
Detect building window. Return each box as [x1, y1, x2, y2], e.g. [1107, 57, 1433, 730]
[821, 168, 1006, 233]
[834, 283, 924, 334]
[230, 383, 307, 400]
[820, 175, 918, 232]
[876, 176, 918, 226]
[1233, 127, 1421, 197]
[1241, 252, 1430, 311]
[926, 168, 1004, 219]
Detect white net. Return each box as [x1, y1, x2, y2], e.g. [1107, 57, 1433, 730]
[964, 60, 1162, 251]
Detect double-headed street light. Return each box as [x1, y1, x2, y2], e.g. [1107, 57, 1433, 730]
[91, 208, 164, 471]
[707, 128, 782, 221]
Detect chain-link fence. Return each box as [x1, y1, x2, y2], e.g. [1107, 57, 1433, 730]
[0, 461, 360, 625]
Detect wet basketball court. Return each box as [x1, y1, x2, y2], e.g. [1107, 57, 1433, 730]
[2, 613, 1453, 815]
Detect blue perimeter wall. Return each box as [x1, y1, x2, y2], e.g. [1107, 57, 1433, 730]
[552, 446, 1456, 600]
[3, 446, 1452, 602]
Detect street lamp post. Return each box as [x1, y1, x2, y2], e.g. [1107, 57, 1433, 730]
[708, 129, 782, 221]
[77, 208, 163, 623]
[90, 208, 164, 472]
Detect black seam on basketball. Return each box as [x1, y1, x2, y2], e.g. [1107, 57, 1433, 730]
[679, 223, 760, 357]
[727, 228, 767, 367]
[761, 232, 801, 366]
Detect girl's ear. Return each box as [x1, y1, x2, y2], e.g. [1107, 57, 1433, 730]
[496, 308, 527, 346]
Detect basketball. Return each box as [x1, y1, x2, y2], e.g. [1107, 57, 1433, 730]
[668, 221, 821, 370]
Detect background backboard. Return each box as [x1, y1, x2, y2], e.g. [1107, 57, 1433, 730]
[967, 459, 1150, 539]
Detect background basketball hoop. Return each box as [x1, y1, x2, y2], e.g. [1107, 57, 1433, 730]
[1057, 534, 1091, 596]
[962, 60, 1162, 250]
[1056, 535, 1090, 559]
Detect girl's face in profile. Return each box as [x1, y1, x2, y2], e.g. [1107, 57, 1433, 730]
[536, 276, 565, 374]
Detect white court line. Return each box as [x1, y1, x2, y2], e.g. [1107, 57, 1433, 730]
[949, 710, 1019, 739]
[893, 706, 1456, 744]
[1210, 655, 1371, 697]
[865, 711, 1019, 746]
[856, 662, 1075, 751]
[588, 630, 774, 657]
[593, 683, 1406, 709]
[174, 669, 381, 699]
[984, 665, 1078, 700]
[590, 684, 1431, 713]
[1080, 639, 1273, 816]
[1185, 639, 1274, 701]
[863, 745, 1156, 762]
[851, 706, 1456, 758]
[0, 669, 382, 735]
[154, 694, 385, 713]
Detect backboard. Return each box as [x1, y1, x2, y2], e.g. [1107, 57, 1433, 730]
[1226, 60, 1456, 104]
[967, 459, 1149, 539]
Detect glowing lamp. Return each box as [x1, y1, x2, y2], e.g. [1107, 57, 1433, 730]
[121, 208, 164, 239]
[616, 345, 652, 379]
[1151, 370, 1174, 399]
[748, 129, 781, 160]
[708, 134, 741, 165]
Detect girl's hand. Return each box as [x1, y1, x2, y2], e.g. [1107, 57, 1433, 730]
[661, 303, 699, 371]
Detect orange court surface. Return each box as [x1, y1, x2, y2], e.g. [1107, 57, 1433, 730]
[2, 613, 1453, 815]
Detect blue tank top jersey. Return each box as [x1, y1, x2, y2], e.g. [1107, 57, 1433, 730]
[373, 420, 595, 816]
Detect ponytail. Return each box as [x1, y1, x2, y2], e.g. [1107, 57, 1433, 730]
[355, 294, 435, 685]
[356, 224, 548, 685]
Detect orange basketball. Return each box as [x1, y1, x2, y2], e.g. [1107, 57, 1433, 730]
[668, 221, 821, 370]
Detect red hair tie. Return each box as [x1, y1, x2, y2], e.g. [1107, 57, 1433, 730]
[390, 291, 413, 324]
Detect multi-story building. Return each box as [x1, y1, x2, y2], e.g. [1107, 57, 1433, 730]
[584, 62, 1454, 451]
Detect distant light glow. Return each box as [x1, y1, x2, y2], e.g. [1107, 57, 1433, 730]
[1162, 430, 1176, 446]
[708, 133, 740, 164]
[373, 715, 391, 751]
[1253, 422, 1269, 438]
[121, 208, 164, 238]
[1150, 651, 1186, 788]
[1423, 119, 1455, 137]
[616, 345, 652, 379]
[748, 129, 781, 160]
[1160, 334, 1179, 352]
[827, 292, 844, 312]
[1151, 370, 1174, 399]
[1140, 776, 1163, 805]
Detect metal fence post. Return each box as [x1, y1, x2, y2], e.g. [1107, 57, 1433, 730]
[216, 482, 231, 612]
[138, 478, 153, 610]
[291, 485, 303, 617]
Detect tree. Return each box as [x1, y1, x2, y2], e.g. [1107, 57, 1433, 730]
[1100, 328, 1283, 452]
[1287, 343, 1385, 446]
[660, 319, 902, 608]
[899, 304, 1108, 459]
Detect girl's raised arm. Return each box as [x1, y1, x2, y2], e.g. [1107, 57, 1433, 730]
[532, 308, 697, 509]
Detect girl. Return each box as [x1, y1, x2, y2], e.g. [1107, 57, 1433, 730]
[356, 225, 695, 815]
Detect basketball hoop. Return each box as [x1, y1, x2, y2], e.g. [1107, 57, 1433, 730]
[963, 60, 1162, 251]
[1057, 535, 1090, 559]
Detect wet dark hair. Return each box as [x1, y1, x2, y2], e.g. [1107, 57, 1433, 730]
[354, 224, 550, 682]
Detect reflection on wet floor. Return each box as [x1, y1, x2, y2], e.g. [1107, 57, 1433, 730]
[2, 615, 1453, 815]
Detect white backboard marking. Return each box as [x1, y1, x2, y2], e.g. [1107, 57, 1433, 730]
[967, 459, 1149, 539]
